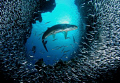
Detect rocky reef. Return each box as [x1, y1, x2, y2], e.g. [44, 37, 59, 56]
[0, 0, 120, 82]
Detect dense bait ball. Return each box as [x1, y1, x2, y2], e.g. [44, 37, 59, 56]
[1, 0, 120, 83]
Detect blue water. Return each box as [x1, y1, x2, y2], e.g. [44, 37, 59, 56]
[25, 0, 85, 65]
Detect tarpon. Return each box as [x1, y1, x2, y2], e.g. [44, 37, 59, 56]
[42, 24, 78, 52]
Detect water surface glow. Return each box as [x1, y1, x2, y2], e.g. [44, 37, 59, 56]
[25, 0, 83, 65]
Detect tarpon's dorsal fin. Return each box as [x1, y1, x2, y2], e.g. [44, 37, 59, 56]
[52, 34, 56, 39]
[63, 31, 68, 39]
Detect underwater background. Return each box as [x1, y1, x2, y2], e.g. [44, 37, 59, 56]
[25, 0, 84, 65]
[1, 0, 120, 82]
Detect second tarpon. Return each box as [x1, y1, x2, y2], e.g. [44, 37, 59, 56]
[42, 24, 78, 52]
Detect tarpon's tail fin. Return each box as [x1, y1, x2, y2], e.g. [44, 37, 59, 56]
[42, 40, 48, 52]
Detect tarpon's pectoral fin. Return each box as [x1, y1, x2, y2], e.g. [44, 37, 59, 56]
[63, 31, 68, 39]
[52, 34, 56, 39]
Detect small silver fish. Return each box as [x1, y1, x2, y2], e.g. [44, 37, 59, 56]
[32, 46, 36, 54]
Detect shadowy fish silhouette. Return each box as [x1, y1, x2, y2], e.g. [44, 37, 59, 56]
[42, 24, 78, 52]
